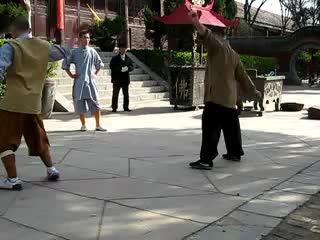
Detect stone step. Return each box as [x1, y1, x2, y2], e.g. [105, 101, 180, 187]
[53, 74, 152, 85]
[101, 56, 112, 63]
[54, 68, 144, 78]
[62, 86, 167, 100]
[98, 52, 116, 58]
[100, 99, 170, 109]
[99, 92, 170, 106]
[56, 80, 160, 94]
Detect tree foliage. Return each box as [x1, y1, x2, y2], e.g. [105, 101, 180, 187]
[243, 0, 268, 26]
[144, 7, 168, 49]
[90, 16, 126, 51]
[280, 0, 320, 29]
[279, 0, 291, 34]
[214, 0, 238, 19]
[0, 2, 26, 33]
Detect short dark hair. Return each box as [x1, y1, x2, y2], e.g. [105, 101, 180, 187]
[11, 15, 30, 31]
[79, 30, 90, 38]
[119, 42, 127, 48]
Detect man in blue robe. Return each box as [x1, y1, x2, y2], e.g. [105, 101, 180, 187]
[63, 30, 106, 132]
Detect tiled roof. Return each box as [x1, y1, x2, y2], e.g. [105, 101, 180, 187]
[236, 1, 294, 30]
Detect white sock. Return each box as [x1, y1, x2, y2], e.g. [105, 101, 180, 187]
[8, 177, 19, 182]
[47, 166, 57, 172]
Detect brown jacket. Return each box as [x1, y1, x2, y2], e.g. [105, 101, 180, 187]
[0, 38, 49, 114]
[202, 29, 257, 109]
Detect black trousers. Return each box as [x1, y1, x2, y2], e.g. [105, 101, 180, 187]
[112, 83, 129, 110]
[200, 102, 244, 163]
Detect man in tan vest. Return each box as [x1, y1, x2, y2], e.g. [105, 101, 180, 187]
[0, 16, 75, 190]
[187, 8, 261, 170]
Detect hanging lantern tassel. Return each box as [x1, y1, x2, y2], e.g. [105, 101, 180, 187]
[87, 4, 102, 24]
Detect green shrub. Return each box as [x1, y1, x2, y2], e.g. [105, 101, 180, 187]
[47, 62, 59, 79]
[295, 51, 320, 78]
[130, 49, 277, 80]
[90, 16, 126, 51]
[0, 39, 7, 47]
[0, 2, 26, 33]
[240, 55, 278, 74]
[0, 39, 7, 97]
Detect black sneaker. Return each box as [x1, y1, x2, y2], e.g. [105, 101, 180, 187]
[189, 160, 213, 170]
[112, 109, 117, 113]
[124, 109, 132, 112]
[222, 154, 241, 162]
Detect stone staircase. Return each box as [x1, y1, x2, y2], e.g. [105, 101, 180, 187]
[53, 52, 169, 112]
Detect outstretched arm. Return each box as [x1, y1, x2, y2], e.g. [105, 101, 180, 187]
[235, 62, 261, 99]
[48, 20, 78, 62]
[20, 0, 32, 34]
[20, 0, 31, 12]
[0, 44, 14, 81]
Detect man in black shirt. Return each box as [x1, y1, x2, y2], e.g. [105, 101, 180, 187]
[110, 43, 134, 112]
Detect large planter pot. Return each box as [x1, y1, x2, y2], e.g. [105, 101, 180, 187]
[169, 65, 205, 109]
[41, 79, 56, 119]
[240, 69, 285, 112]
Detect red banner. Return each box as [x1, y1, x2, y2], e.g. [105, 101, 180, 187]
[56, 0, 65, 30]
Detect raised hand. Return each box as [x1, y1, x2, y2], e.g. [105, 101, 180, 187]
[21, 0, 31, 12]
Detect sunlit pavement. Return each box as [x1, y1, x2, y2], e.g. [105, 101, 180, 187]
[1, 85, 320, 240]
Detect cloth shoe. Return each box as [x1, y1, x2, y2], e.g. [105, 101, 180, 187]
[0, 178, 23, 190]
[189, 160, 213, 170]
[47, 167, 60, 181]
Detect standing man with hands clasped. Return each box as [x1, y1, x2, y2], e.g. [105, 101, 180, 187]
[187, 8, 262, 170]
[110, 43, 134, 112]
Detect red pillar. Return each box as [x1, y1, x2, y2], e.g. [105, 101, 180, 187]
[56, 0, 65, 43]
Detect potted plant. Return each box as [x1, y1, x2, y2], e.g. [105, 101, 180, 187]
[0, 39, 7, 101]
[41, 61, 59, 119]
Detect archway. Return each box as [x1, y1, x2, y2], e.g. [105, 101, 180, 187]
[287, 43, 320, 85]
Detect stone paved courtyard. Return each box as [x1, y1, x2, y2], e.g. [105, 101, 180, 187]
[1, 86, 320, 240]
[262, 192, 320, 240]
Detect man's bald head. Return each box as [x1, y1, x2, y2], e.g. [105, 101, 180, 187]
[10, 15, 31, 38]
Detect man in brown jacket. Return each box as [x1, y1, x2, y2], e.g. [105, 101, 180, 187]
[188, 8, 261, 170]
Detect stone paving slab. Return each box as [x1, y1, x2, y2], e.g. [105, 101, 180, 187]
[62, 149, 130, 177]
[262, 192, 320, 240]
[3, 184, 103, 240]
[99, 203, 204, 240]
[0, 218, 64, 240]
[115, 193, 247, 224]
[129, 158, 216, 191]
[239, 198, 301, 218]
[7, 164, 118, 182]
[275, 181, 320, 195]
[204, 172, 279, 198]
[39, 177, 206, 200]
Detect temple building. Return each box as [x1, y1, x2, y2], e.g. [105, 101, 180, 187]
[28, 0, 293, 49]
